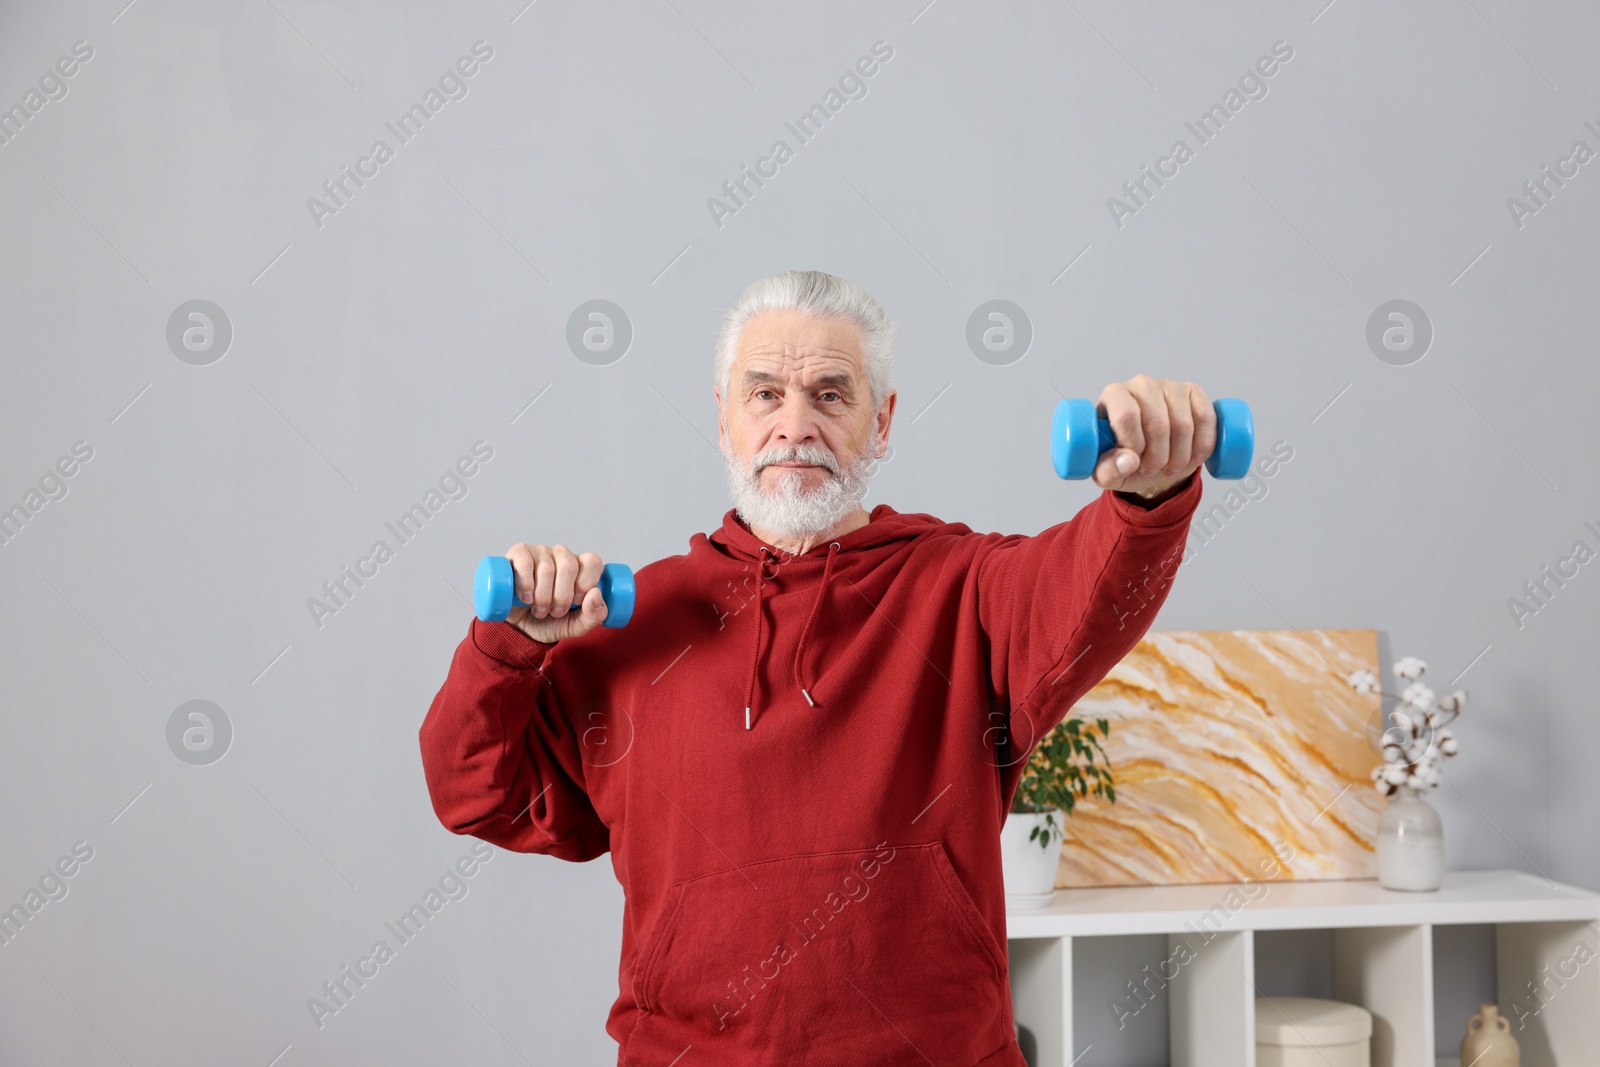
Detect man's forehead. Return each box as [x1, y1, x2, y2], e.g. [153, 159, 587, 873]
[737, 346, 860, 379]
[737, 312, 862, 371]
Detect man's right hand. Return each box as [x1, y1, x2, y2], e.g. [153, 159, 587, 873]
[501, 543, 609, 643]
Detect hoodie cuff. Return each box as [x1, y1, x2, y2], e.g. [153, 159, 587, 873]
[468, 616, 556, 670]
[1106, 467, 1202, 528]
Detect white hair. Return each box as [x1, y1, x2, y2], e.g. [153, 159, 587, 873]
[714, 270, 896, 408]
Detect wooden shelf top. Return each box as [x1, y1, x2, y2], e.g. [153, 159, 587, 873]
[1005, 868, 1600, 939]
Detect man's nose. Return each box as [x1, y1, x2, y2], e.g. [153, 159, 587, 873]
[771, 394, 821, 445]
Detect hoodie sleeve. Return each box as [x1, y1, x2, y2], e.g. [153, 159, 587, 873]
[418, 617, 610, 862]
[976, 470, 1202, 750]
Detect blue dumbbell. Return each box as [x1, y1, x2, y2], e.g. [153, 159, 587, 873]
[1051, 397, 1254, 480]
[473, 556, 635, 628]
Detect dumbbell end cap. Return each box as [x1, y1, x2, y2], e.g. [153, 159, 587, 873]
[1051, 398, 1098, 480]
[473, 555, 514, 622]
[1206, 398, 1254, 479]
[599, 562, 635, 628]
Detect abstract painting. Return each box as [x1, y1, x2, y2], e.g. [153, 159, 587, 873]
[1056, 629, 1383, 888]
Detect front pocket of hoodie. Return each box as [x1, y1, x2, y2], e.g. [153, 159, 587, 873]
[627, 842, 1012, 1065]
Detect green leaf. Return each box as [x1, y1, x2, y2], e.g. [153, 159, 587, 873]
[1014, 715, 1118, 824]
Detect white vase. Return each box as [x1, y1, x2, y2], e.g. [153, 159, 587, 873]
[1376, 785, 1445, 891]
[1001, 810, 1062, 909]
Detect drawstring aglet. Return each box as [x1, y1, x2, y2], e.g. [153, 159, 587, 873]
[745, 706, 752, 731]
[800, 688, 815, 707]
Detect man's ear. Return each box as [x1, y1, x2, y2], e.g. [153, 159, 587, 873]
[714, 388, 726, 450]
[874, 390, 897, 456]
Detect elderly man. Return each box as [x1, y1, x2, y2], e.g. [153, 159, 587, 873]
[420, 270, 1209, 1066]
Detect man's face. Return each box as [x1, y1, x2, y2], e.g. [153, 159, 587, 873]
[720, 303, 896, 495]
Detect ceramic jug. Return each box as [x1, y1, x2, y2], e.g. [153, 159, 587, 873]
[1460, 1004, 1519, 1067]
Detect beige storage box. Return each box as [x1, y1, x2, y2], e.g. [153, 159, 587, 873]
[1255, 996, 1372, 1067]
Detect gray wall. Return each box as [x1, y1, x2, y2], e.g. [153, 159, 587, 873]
[2, 1, 1595, 1063]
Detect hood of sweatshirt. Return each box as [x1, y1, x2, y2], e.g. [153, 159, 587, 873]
[704, 503, 947, 731]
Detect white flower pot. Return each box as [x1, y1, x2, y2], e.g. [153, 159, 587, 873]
[1002, 810, 1061, 909]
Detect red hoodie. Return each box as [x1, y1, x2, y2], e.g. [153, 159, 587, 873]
[420, 472, 1201, 1066]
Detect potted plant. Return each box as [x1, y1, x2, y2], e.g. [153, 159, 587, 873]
[1347, 656, 1466, 891]
[1002, 715, 1115, 909]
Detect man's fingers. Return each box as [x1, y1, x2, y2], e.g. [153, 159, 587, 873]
[1130, 375, 1169, 474]
[498, 544, 609, 640]
[1163, 381, 1196, 474]
[1096, 382, 1144, 460]
[575, 552, 604, 607]
[1190, 386, 1217, 469]
[532, 551, 557, 617]
[576, 552, 604, 586]
[1090, 376, 1225, 488]
[506, 543, 538, 611]
[578, 585, 609, 623]
[1092, 447, 1142, 488]
[549, 546, 580, 618]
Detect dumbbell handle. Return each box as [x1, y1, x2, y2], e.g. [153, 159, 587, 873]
[473, 556, 635, 628]
[1051, 397, 1254, 480]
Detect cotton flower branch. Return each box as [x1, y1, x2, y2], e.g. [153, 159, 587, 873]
[1346, 657, 1466, 797]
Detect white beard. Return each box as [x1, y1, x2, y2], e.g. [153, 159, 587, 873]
[723, 432, 881, 541]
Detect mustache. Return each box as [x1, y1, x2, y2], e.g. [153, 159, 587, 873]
[749, 444, 841, 478]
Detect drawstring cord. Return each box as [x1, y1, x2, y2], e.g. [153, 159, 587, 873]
[742, 547, 778, 730]
[740, 541, 840, 730]
[793, 542, 839, 707]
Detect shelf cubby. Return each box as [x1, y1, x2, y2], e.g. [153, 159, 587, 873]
[1007, 869, 1600, 1067]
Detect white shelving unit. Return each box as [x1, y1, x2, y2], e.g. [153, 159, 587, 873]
[1006, 869, 1600, 1067]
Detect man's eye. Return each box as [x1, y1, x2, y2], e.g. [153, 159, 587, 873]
[755, 389, 777, 400]
[819, 391, 841, 402]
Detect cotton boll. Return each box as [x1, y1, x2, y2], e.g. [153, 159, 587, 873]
[1393, 656, 1427, 681]
[1401, 683, 1435, 711]
[1383, 764, 1409, 786]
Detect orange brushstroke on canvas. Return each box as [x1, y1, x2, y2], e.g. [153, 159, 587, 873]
[1054, 629, 1382, 888]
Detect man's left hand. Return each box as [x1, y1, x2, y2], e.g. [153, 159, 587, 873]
[1091, 375, 1217, 502]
